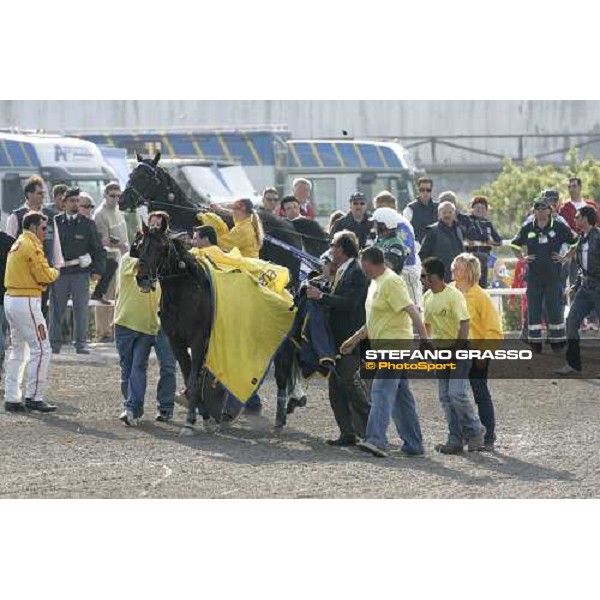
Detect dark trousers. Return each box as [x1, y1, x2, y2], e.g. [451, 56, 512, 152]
[92, 257, 118, 298]
[526, 279, 565, 346]
[328, 353, 370, 440]
[49, 271, 90, 351]
[566, 285, 600, 370]
[474, 252, 489, 288]
[468, 358, 495, 444]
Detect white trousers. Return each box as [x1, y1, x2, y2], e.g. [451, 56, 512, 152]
[3, 295, 52, 404]
[402, 266, 423, 313]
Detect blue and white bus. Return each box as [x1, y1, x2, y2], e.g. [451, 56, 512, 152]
[74, 128, 419, 217]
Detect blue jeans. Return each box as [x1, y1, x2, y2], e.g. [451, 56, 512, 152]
[115, 324, 155, 416]
[153, 327, 176, 413]
[365, 374, 424, 454]
[437, 359, 483, 446]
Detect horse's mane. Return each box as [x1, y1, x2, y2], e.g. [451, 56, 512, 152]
[153, 163, 197, 209]
[169, 234, 210, 288]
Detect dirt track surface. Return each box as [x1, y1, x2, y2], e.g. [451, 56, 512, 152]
[1, 344, 599, 498]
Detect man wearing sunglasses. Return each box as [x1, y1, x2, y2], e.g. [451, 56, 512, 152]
[329, 191, 372, 249]
[3, 212, 59, 413]
[511, 198, 577, 351]
[403, 177, 438, 243]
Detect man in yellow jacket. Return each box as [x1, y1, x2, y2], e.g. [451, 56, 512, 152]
[4, 212, 59, 413]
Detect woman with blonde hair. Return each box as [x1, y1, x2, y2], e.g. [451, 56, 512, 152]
[451, 252, 503, 451]
[199, 199, 263, 259]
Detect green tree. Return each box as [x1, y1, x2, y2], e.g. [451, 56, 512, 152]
[474, 149, 600, 237]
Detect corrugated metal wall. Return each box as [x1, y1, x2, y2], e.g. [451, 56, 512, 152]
[2, 100, 600, 138]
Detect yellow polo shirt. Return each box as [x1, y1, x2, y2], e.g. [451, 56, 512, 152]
[365, 268, 413, 348]
[114, 255, 161, 336]
[423, 285, 470, 344]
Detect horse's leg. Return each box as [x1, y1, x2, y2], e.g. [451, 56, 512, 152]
[169, 341, 192, 408]
[274, 345, 292, 428]
[180, 335, 208, 435]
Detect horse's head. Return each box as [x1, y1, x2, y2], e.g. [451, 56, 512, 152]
[119, 151, 172, 212]
[135, 222, 176, 293]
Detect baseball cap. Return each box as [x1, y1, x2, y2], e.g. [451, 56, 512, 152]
[541, 189, 559, 202]
[533, 198, 550, 209]
[349, 191, 366, 203]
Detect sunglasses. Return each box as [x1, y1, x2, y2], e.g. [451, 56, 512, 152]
[80, 204, 93, 209]
[351, 201, 366, 206]
[534, 204, 550, 210]
[108, 194, 121, 199]
[419, 188, 432, 193]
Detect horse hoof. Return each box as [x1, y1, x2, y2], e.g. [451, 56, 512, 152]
[203, 418, 218, 433]
[179, 425, 194, 437]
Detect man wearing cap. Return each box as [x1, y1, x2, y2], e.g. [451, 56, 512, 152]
[329, 192, 372, 249]
[50, 188, 106, 355]
[403, 177, 438, 243]
[372, 207, 406, 275]
[511, 197, 577, 351]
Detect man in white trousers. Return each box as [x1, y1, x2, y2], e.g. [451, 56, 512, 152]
[3, 212, 59, 413]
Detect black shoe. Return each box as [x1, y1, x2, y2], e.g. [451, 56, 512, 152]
[25, 398, 57, 413]
[76, 348, 91, 355]
[326, 435, 357, 447]
[4, 402, 27, 413]
[286, 395, 307, 415]
[434, 442, 464, 455]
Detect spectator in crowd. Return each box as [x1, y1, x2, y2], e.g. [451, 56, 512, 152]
[329, 191, 372, 249]
[559, 177, 599, 232]
[77, 193, 95, 220]
[341, 246, 427, 458]
[374, 191, 422, 311]
[371, 207, 406, 274]
[51, 183, 68, 214]
[462, 195, 503, 288]
[0, 229, 15, 381]
[6, 176, 63, 319]
[451, 253, 503, 451]
[510, 197, 577, 351]
[200, 199, 263, 258]
[403, 177, 438, 243]
[3, 212, 59, 413]
[419, 201, 465, 282]
[92, 183, 129, 340]
[327, 210, 345, 234]
[557, 206, 600, 375]
[421, 257, 486, 454]
[438, 190, 458, 206]
[280, 195, 301, 221]
[50, 188, 106, 355]
[307, 230, 370, 446]
[292, 178, 316, 219]
[260, 186, 280, 214]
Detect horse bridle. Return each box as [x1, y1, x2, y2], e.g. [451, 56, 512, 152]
[138, 230, 188, 289]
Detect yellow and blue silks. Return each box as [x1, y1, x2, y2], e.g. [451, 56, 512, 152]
[192, 246, 295, 402]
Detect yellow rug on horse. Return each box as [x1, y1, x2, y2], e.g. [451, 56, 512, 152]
[202, 261, 296, 403]
[191, 246, 290, 299]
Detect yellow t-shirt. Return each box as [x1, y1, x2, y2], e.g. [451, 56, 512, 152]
[114, 254, 161, 336]
[458, 284, 503, 341]
[423, 285, 470, 343]
[365, 268, 413, 346]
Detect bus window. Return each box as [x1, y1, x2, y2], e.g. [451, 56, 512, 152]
[310, 178, 336, 218]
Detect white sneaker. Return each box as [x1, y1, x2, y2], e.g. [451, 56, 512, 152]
[119, 410, 139, 426]
[555, 365, 578, 376]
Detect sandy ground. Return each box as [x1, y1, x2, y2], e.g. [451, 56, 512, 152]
[0, 344, 598, 498]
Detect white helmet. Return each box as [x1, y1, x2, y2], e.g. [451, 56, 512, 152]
[372, 207, 399, 230]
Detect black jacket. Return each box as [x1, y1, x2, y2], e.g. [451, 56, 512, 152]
[576, 227, 600, 289]
[318, 259, 368, 350]
[419, 221, 465, 282]
[55, 213, 106, 276]
[0, 231, 15, 305]
[406, 199, 438, 243]
[330, 212, 373, 249]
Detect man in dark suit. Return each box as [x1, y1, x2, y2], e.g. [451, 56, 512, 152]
[307, 230, 370, 445]
[50, 188, 106, 354]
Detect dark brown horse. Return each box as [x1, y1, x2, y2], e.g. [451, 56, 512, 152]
[134, 223, 218, 435]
